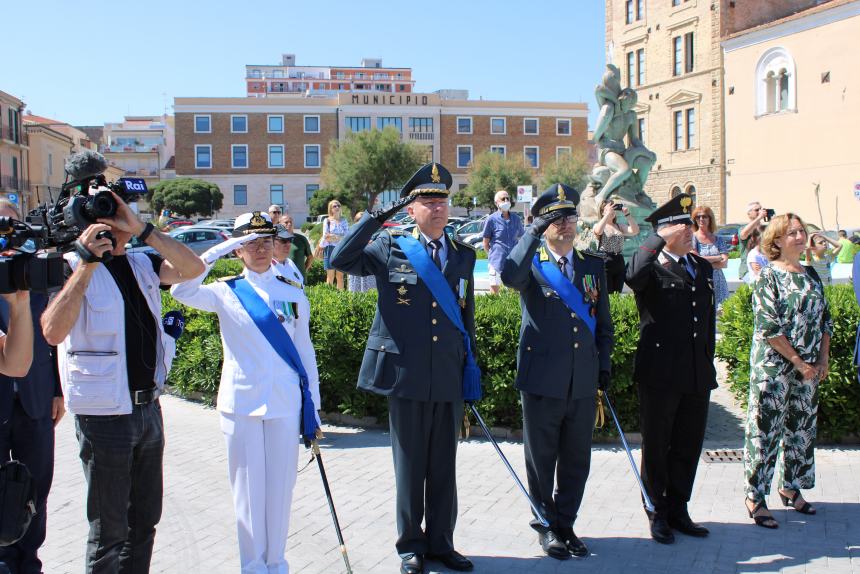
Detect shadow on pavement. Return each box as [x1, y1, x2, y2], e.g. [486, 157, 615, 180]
[318, 427, 391, 449]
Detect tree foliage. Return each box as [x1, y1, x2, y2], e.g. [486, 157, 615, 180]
[539, 150, 590, 191]
[148, 178, 223, 218]
[320, 127, 424, 212]
[307, 188, 351, 219]
[464, 152, 534, 209]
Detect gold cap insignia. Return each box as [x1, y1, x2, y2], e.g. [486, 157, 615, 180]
[250, 211, 266, 227]
[397, 285, 408, 296]
[431, 163, 441, 183]
[557, 185, 566, 202]
[680, 197, 692, 213]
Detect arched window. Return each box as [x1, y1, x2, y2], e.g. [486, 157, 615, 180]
[685, 184, 697, 206]
[671, 186, 682, 198]
[756, 47, 796, 116]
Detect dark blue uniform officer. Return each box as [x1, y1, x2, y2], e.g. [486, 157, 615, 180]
[501, 184, 613, 560]
[625, 193, 716, 544]
[331, 163, 476, 574]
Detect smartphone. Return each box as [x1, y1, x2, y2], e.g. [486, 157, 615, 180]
[764, 208, 775, 221]
[613, 204, 624, 211]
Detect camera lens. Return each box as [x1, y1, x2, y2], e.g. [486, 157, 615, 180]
[84, 191, 117, 220]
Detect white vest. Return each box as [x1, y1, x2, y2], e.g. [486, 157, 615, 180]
[58, 252, 175, 415]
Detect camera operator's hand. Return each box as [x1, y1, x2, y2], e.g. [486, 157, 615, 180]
[79, 223, 114, 261]
[97, 191, 145, 236]
[0, 290, 30, 308]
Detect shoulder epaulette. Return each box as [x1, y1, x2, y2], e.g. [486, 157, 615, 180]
[276, 275, 304, 290]
[217, 274, 241, 282]
[387, 228, 407, 236]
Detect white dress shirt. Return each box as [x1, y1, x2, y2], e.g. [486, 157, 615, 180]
[171, 264, 320, 418]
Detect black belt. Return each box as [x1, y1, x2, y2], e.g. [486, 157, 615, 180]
[133, 387, 160, 405]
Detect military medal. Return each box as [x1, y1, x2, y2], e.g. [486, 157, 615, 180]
[458, 278, 467, 308]
[396, 285, 410, 305]
[582, 275, 599, 317]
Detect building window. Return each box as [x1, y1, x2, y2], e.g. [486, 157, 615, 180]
[626, 51, 635, 87]
[625, 0, 634, 23]
[637, 118, 647, 144]
[8, 109, 19, 143]
[490, 145, 506, 156]
[231, 144, 248, 168]
[306, 184, 319, 205]
[234, 184, 248, 206]
[457, 117, 473, 134]
[272, 69, 284, 78]
[457, 145, 472, 168]
[48, 153, 53, 176]
[674, 111, 683, 151]
[304, 144, 321, 168]
[270, 185, 284, 206]
[756, 47, 797, 115]
[346, 116, 371, 132]
[268, 145, 284, 168]
[672, 0, 681, 6]
[377, 117, 403, 132]
[231, 115, 247, 133]
[673, 36, 683, 76]
[671, 185, 682, 197]
[686, 108, 696, 149]
[636, 0, 644, 20]
[268, 115, 284, 133]
[684, 32, 695, 73]
[490, 117, 506, 135]
[556, 146, 572, 159]
[556, 118, 571, 135]
[637, 48, 646, 85]
[686, 184, 697, 206]
[523, 118, 539, 135]
[304, 115, 320, 133]
[194, 115, 211, 133]
[249, 69, 262, 79]
[409, 117, 433, 132]
[524, 146, 539, 168]
[195, 145, 211, 169]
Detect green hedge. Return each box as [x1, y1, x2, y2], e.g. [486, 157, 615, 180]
[716, 284, 860, 441]
[162, 265, 642, 435]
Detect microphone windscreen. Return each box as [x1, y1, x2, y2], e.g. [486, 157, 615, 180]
[64, 150, 108, 181]
[162, 310, 185, 339]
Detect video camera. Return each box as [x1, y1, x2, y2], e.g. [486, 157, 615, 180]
[0, 216, 63, 294]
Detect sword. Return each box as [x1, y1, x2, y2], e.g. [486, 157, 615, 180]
[311, 440, 354, 574]
[602, 391, 655, 513]
[469, 404, 550, 528]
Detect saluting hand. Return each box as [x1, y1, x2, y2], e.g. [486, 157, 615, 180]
[372, 194, 418, 224]
[657, 223, 688, 242]
[528, 210, 567, 237]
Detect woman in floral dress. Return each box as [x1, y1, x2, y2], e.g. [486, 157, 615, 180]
[743, 214, 832, 529]
[691, 206, 730, 309]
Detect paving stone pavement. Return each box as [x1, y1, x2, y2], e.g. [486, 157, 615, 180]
[41, 393, 860, 574]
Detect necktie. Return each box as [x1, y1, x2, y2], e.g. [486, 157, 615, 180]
[429, 240, 442, 269]
[559, 256, 569, 280]
[681, 255, 696, 279]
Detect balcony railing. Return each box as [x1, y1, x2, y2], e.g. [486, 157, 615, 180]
[101, 144, 159, 153]
[3, 126, 28, 145]
[408, 132, 434, 141]
[0, 175, 29, 192]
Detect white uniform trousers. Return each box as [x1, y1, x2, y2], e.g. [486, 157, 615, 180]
[221, 412, 300, 574]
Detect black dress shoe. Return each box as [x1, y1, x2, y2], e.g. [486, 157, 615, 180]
[538, 529, 570, 560]
[668, 512, 709, 537]
[555, 527, 589, 557]
[427, 550, 473, 571]
[400, 553, 424, 574]
[649, 516, 675, 544]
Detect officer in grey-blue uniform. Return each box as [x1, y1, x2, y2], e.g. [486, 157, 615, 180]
[501, 184, 613, 560]
[330, 163, 476, 574]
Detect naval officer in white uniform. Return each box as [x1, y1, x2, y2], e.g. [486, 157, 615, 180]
[171, 211, 320, 574]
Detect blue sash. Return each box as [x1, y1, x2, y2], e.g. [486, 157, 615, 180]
[533, 252, 597, 338]
[395, 235, 482, 402]
[226, 277, 319, 443]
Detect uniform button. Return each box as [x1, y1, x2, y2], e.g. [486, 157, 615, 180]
[380, 345, 385, 350]
[432, 302, 437, 308]
[694, 317, 698, 322]
[570, 312, 575, 318]
[432, 319, 437, 325]
[573, 327, 578, 333]
[526, 346, 532, 351]
[433, 336, 438, 342]
[692, 302, 697, 307]
[574, 343, 579, 349]
[401, 278, 406, 283]
[693, 333, 698, 338]
[656, 343, 660, 348]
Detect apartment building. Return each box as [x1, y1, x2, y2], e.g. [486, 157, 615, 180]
[100, 115, 176, 189]
[605, 0, 838, 222]
[246, 54, 415, 97]
[0, 91, 29, 207]
[174, 92, 588, 222]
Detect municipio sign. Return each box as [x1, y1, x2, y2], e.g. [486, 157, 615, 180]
[517, 185, 533, 203]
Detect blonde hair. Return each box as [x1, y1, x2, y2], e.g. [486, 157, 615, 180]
[327, 199, 342, 219]
[761, 213, 807, 261]
[691, 205, 716, 234]
[0, 199, 21, 218]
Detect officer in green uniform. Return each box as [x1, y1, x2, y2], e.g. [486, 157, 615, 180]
[330, 163, 477, 574]
[501, 184, 613, 560]
[625, 193, 716, 544]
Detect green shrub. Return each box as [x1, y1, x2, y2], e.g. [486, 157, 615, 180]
[475, 249, 488, 260]
[717, 283, 860, 441]
[305, 260, 326, 286]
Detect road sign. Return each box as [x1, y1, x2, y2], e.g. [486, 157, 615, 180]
[854, 182, 860, 201]
[6, 193, 18, 204]
[516, 185, 533, 203]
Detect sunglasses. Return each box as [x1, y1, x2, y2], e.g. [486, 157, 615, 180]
[695, 215, 710, 220]
[269, 210, 281, 214]
[551, 216, 578, 226]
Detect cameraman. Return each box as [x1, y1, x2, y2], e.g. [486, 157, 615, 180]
[41, 192, 204, 572]
[0, 199, 53, 574]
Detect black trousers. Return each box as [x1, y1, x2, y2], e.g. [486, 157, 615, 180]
[388, 397, 463, 556]
[602, 252, 626, 294]
[0, 396, 55, 574]
[521, 391, 595, 530]
[638, 385, 710, 517]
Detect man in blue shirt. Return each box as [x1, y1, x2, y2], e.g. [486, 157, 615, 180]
[482, 190, 524, 294]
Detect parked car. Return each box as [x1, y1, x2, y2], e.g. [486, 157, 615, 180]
[395, 224, 456, 241]
[162, 219, 194, 231]
[382, 212, 413, 228]
[454, 217, 488, 242]
[126, 226, 230, 256]
[716, 223, 743, 246]
[198, 219, 235, 231]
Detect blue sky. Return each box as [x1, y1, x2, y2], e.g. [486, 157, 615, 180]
[6, 0, 606, 128]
